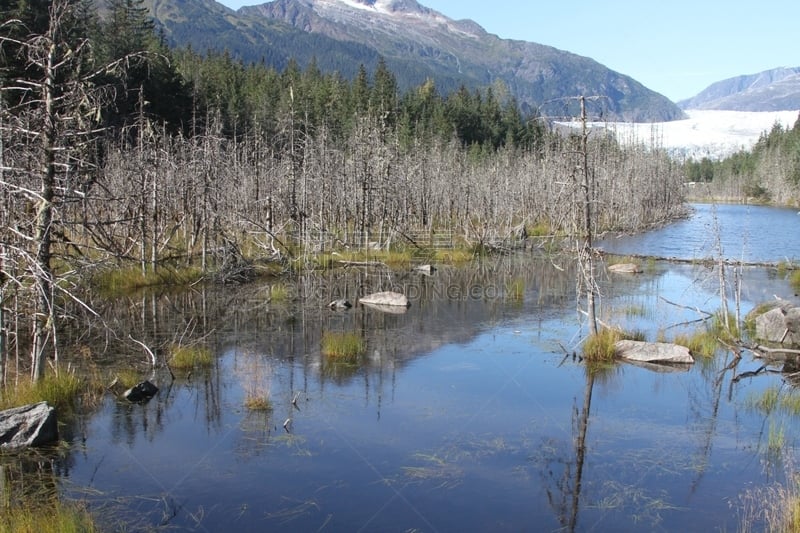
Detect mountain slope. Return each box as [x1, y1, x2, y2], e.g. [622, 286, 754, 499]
[678, 67, 800, 111]
[147, 0, 684, 122]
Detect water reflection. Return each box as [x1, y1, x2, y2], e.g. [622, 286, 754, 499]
[9, 244, 800, 530]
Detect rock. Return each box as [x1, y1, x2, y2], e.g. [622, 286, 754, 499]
[608, 263, 642, 274]
[615, 340, 694, 364]
[359, 291, 410, 308]
[124, 380, 159, 403]
[360, 302, 409, 314]
[328, 298, 352, 310]
[750, 299, 800, 346]
[414, 264, 436, 275]
[0, 402, 58, 450]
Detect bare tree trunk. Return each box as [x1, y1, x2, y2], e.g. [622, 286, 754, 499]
[579, 96, 598, 336]
[31, 40, 58, 382]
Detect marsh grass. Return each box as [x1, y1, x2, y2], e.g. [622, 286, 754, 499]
[737, 457, 800, 533]
[0, 372, 84, 412]
[401, 453, 463, 489]
[791, 270, 800, 292]
[671, 310, 740, 358]
[321, 331, 364, 362]
[111, 368, 142, 390]
[241, 358, 273, 412]
[505, 277, 525, 301]
[0, 499, 96, 533]
[91, 265, 203, 296]
[526, 221, 553, 237]
[747, 386, 800, 417]
[168, 344, 213, 370]
[672, 331, 719, 359]
[582, 328, 624, 363]
[433, 248, 473, 265]
[582, 327, 647, 363]
[621, 304, 648, 318]
[269, 283, 290, 302]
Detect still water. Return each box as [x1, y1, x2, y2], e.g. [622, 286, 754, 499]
[597, 202, 800, 262]
[44, 205, 800, 531]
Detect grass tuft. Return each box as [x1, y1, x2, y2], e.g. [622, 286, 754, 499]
[791, 270, 800, 292]
[582, 327, 646, 363]
[269, 283, 290, 302]
[505, 278, 525, 302]
[168, 345, 213, 370]
[0, 372, 83, 412]
[91, 265, 203, 297]
[321, 331, 365, 362]
[672, 331, 718, 359]
[0, 500, 96, 533]
[433, 248, 473, 265]
[582, 328, 624, 363]
[244, 396, 273, 411]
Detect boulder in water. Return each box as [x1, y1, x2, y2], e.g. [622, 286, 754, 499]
[359, 291, 410, 308]
[615, 340, 694, 365]
[0, 402, 59, 450]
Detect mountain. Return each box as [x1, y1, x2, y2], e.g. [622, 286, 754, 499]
[145, 0, 684, 122]
[678, 67, 800, 111]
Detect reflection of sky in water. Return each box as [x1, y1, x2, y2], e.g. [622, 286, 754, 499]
[597, 203, 800, 262]
[57, 209, 800, 532]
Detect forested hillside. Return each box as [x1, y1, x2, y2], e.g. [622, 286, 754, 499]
[684, 115, 800, 204]
[1, 0, 686, 380]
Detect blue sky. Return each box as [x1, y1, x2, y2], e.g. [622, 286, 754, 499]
[217, 0, 799, 102]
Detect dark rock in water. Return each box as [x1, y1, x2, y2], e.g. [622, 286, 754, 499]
[328, 298, 352, 310]
[124, 380, 159, 403]
[0, 402, 58, 450]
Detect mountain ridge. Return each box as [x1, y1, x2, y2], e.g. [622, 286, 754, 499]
[145, 0, 685, 122]
[678, 67, 800, 111]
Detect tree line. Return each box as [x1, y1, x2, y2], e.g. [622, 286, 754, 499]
[0, 0, 686, 381]
[683, 116, 800, 204]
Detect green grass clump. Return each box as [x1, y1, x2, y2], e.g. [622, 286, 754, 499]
[526, 221, 553, 237]
[111, 368, 142, 390]
[582, 327, 647, 363]
[269, 283, 290, 302]
[169, 345, 213, 370]
[505, 278, 525, 301]
[673, 310, 740, 358]
[747, 386, 800, 417]
[244, 396, 273, 411]
[791, 270, 800, 292]
[321, 331, 365, 361]
[433, 248, 473, 265]
[582, 328, 624, 363]
[0, 372, 83, 412]
[673, 331, 719, 359]
[0, 500, 96, 533]
[92, 265, 203, 296]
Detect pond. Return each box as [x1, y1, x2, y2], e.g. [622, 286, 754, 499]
[7, 203, 800, 532]
[597, 202, 800, 263]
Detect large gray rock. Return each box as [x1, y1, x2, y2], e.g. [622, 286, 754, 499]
[359, 291, 410, 308]
[608, 263, 642, 274]
[615, 340, 694, 364]
[0, 402, 58, 450]
[750, 300, 800, 346]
